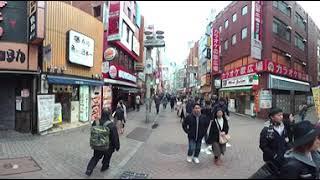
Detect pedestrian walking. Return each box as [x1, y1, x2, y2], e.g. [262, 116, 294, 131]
[212, 97, 230, 119]
[186, 97, 194, 116]
[119, 100, 127, 123]
[136, 94, 141, 112]
[162, 96, 168, 110]
[182, 103, 210, 164]
[179, 99, 187, 123]
[201, 100, 214, 155]
[207, 108, 230, 166]
[154, 94, 161, 114]
[170, 96, 176, 112]
[259, 108, 294, 174]
[113, 103, 125, 134]
[279, 121, 320, 179]
[298, 102, 308, 121]
[86, 109, 120, 176]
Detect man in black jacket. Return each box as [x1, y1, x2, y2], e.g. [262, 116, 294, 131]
[259, 108, 294, 171]
[86, 109, 120, 176]
[182, 103, 210, 164]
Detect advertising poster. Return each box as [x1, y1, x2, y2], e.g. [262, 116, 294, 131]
[312, 87, 320, 120]
[211, 28, 220, 74]
[37, 94, 55, 133]
[53, 103, 62, 124]
[103, 86, 113, 111]
[259, 90, 272, 109]
[79, 86, 90, 122]
[91, 87, 102, 121]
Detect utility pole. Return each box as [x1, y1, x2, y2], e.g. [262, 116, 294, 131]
[145, 47, 152, 123]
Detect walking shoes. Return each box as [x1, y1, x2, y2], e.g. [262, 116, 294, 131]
[187, 156, 193, 163]
[193, 157, 200, 164]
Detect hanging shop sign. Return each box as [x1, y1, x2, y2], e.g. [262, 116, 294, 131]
[103, 85, 112, 110]
[102, 61, 110, 73]
[108, 1, 121, 41]
[0, 43, 28, 70]
[91, 87, 102, 121]
[104, 47, 117, 61]
[312, 87, 320, 120]
[132, 36, 140, 56]
[221, 60, 309, 82]
[118, 70, 137, 83]
[251, 1, 263, 60]
[212, 28, 220, 74]
[109, 65, 118, 78]
[67, 30, 94, 67]
[222, 74, 258, 88]
[37, 94, 55, 133]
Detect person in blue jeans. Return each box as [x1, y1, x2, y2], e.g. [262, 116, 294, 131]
[182, 103, 210, 164]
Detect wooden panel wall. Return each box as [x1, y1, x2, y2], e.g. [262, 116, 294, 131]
[43, 1, 103, 78]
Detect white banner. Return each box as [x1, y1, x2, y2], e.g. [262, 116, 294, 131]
[37, 95, 55, 133]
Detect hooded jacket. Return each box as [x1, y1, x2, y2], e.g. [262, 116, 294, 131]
[279, 150, 320, 179]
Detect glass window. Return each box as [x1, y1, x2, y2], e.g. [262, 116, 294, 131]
[273, 17, 290, 42]
[93, 5, 101, 17]
[273, 1, 291, 17]
[317, 45, 320, 57]
[241, 27, 247, 39]
[224, 40, 228, 50]
[224, 19, 229, 29]
[232, 34, 236, 45]
[127, 7, 131, 18]
[242, 5, 248, 15]
[126, 26, 130, 43]
[295, 13, 306, 31]
[219, 26, 222, 32]
[295, 33, 305, 51]
[232, 13, 237, 22]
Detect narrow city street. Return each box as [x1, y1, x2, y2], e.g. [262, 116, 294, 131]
[0, 105, 267, 179]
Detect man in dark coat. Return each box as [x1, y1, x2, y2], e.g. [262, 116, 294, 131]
[154, 94, 161, 114]
[212, 97, 230, 117]
[86, 109, 120, 176]
[182, 103, 210, 164]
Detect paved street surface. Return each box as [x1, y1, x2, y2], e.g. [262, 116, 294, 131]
[1, 105, 270, 179]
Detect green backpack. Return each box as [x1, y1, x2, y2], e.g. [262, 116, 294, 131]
[90, 121, 112, 151]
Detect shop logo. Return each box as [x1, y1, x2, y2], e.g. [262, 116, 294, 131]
[104, 47, 117, 61]
[109, 65, 117, 79]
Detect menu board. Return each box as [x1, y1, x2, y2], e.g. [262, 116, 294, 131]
[37, 95, 55, 133]
[260, 90, 272, 109]
[53, 103, 62, 124]
[312, 87, 320, 120]
[79, 86, 90, 122]
[103, 86, 113, 110]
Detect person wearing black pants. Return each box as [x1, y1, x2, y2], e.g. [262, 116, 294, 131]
[86, 109, 120, 176]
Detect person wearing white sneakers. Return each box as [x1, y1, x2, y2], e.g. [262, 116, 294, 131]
[182, 103, 210, 164]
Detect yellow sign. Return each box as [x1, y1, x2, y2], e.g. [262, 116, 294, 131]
[312, 87, 320, 120]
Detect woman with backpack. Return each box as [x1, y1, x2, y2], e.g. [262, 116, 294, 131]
[113, 103, 125, 134]
[207, 108, 230, 166]
[86, 109, 120, 176]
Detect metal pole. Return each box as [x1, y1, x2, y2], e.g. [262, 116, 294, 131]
[145, 47, 152, 123]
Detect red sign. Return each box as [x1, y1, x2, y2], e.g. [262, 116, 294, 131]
[212, 28, 220, 74]
[221, 60, 309, 82]
[254, 1, 263, 41]
[108, 1, 121, 41]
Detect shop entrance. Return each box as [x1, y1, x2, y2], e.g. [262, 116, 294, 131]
[0, 86, 15, 130]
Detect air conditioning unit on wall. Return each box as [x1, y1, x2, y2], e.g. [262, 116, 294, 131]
[287, 5, 292, 9]
[287, 26, 292, 31]
[285, 53, 292, 58]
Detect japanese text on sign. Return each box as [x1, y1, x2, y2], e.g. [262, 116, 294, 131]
[0, 49, 26, 63]
[212, 28, 220, 74]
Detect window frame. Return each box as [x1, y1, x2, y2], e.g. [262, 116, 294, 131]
[93, 5, 101, 17]
[273, 1, 291, 17]
[295, 12, 306, 31]
[232, 34, 237, 45]
[241, 27, 247, 40]
[295, 33, 305, 51]
[242, 5, 248, 15]
[272, 17, 291, 42]
[232, 13, 237, 22]
[224, 19, 229, 29]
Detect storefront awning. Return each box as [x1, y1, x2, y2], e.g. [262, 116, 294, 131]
[118, 87, 139, 93]
[269, 74, 310, 92]
[47, 75, 104, 86]
[104, 78, 137, 87]
[219, 86, 252, 92]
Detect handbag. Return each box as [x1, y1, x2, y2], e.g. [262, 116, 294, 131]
[215, 118, 230, 144]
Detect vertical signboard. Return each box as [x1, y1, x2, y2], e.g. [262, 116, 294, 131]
[79, 86, 89, 122]
[251, 1, 263, 60]
[108, 1, 122, 41]
[212, 28, 220, 74]
[259, 90, 272, 109]
[91, 86, 102, 121]
[312, 87, 320, 120]
[37, 95, 55, 133]
[103, 85, 113, 110]
[53, 103, 62, 124]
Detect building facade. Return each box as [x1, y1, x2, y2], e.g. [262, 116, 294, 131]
[0, 1, 45, 133]
[211, 1, 319, 118]
[39, 1, 104, 133]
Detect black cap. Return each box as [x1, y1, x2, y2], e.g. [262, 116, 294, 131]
[291, 121, 320, 148]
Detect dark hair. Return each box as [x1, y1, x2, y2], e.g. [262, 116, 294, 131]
[101, 108, 111, 124]
[269, 108, 283, 119]
[213, 108, 226, 120]
[193, 103, 201, 108]
[294, 139, 316, 153]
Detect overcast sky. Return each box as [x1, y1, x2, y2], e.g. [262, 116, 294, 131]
[138, 1, 320, 66]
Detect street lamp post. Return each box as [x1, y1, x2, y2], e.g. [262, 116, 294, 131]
[144, 27, 165, 123]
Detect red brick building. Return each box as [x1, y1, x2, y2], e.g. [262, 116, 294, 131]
[211, 1, 320, 118]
